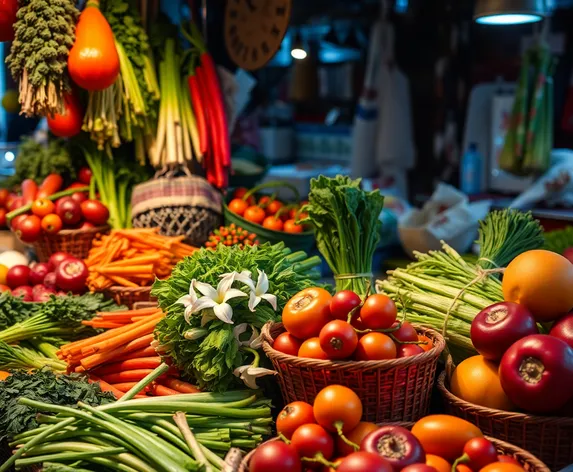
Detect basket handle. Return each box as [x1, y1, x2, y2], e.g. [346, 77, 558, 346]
[243, 181, 301, 203]
[445, 354, 456, 384]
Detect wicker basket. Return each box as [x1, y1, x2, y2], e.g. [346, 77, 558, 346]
[33, 226, 109, 262]
[104, 286, 156, 309]
[262, 322, 446, 424]
[131, 175, 222, 247]
[238, 432, 549, 472]
[438, 371, 573, 470]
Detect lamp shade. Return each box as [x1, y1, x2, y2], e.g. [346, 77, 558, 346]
[474, 0, 547, 24]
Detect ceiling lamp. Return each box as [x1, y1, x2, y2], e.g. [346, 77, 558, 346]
[474, 0, 547, 25]
[291, 30, 307, 60]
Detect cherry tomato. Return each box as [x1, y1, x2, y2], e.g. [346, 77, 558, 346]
[284, 219, 304, 233]
[8, 196, 24, 212]
[496, 456, 521, 466]
[298, 337, 329, 359]
[244, 205, 266, 224]
[392, 321, 419, 342]
[337, 452, 393, 472]
[80, 200, 109, 226]
[397, 344, 425, 358]
[56, 197, 82, 226]
[336, 422, 378, 457]
[47, 92, 83, 137]
[266, 200, 283, 215]
[360, 294, 397, 329]
[479, 463, 525, 472]
[71, 192, 88, 205]
[0, 209, 7, 228]
[276, 401, 315, 439]
[354, 332, 396, 360]
[41, 214, 63, 235]
[17, 215, 42, 243]
[228, 198, 249, 216]
[233, 187, 255, 205]
[426, 455, 451, 472]
[330, 290, 361, 321]
[262, 216, 284, 232]
[31, 198, 56, 218]
[462, 437, 498, 470]
[6, 265, 30, 289]
[418, 335, 434, 352]
[313, 385, 362, 433]
[319, 320, 358, 359]
[0, 189, 9, 207]
[78, 167, 93, 185]
[283, 287, 332, 339]
[10, 214, 26, 231]
[258, 195, 272, 208]
[402, 466, 438, 472]
[250, 441, 302, 472]
[291, 423, 334, 460]
[273, 332, 303, 356]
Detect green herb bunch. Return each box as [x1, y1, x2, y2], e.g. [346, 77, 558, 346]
[153, 243, 322, 392]
[6, 0, 80, 117]
[0, 292, 37, 330]
[0, 368, 114, 440]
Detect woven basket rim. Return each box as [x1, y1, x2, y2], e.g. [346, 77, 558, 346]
[223, 204, 314, 237]
[104, 286, 153, 294]
[34, 225, 110, 239]
[239, 429, 550, 472]
[262, 321, 446, 370]
[437, 370, 573, 425]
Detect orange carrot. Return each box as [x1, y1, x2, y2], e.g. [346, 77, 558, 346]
[93, 357, 163, 375]
[160, 377, 201, 394]
[80, 333, 155, 370]
[151, 384, 179, 396]
[112, 345, 158, 362]
[110, 382, 147, 393]
[100, 369, 175, 384]
[88, 375, 125, 399]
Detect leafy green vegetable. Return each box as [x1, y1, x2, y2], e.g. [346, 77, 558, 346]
[0, 369, 114, 440]
[0, 341, 67, 372]
[302, 175, 385, 296]
[0, 292, 37, 330]
[543, 227, 573, 255]
[5, 0, 79, 117]
[153, 243, 323, 392]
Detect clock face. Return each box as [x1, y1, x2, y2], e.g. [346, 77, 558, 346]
[225, 0, 292, 71]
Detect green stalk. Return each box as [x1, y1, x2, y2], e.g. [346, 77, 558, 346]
[16, 447, 126, 466]
[119, 363, 170, 401]
[6, 186, 89, 222]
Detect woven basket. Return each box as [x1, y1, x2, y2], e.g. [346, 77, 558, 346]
[238, 432, 549, 472]
[262, 322, 446, 424]
[104, 286, 156, 309]
[131, 175, 222, 247]
[438, 371, 573, 470]
[33, 226, 109, 262]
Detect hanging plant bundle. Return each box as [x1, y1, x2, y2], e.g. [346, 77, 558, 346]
[6, 0, 80, 117]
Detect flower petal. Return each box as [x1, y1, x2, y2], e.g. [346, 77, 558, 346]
[233, 365, 249, 376]
[191, 297, 217, 314]
[248, 327, 264, 349]
[248, 292, 261, 312]
[241, 366, 277, 389]
[216, 273, 237, 298]
[213, 303, 234, 324]
[177, 294, 193, 308]
[233, 323, 248, 343]
[183, 305, 195, 324]
[194, 281, 218, 300]
[230, 270, 255, 291]
[260, 293, 278, 311]
[256, 269, 269, 295]
[223, 288, 248, 303]
[200, 311, 216, 327]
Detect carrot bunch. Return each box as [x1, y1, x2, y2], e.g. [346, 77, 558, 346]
[57, 307, 200, 399]
[85, 228, 197, 290]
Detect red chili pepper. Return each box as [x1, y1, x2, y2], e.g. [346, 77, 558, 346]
[188, 73, 208, 156]
[21, 179, 38, 205]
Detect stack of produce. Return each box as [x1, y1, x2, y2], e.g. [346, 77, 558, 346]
[0, 251, 89, 301]
[248, 384, 534, 472]
[205, 224, 259, 249]
[85, 228, 197, 291]
[275, 288, 433, 361]
[152, 242, 322, 392]
[378, 210, 545, 361]
[450, 249, 573, 415]
[1, 365, 273, 472]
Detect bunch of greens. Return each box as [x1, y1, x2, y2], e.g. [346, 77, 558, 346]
[302, 175, 385, 296]
[153, 243, 322, 392]
[1, 137, 77, 189]
[5, 0, 79, 117]
[0, 293, 124, 345]
[543, 227, 573, 255]
[0, 292, 37, 329]
[378, 210, 544, 361]
[0, 341, 67, 372]
[0, 368, 114, 440]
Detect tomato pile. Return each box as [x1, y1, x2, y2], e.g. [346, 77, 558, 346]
[205, 224, 258, 249]
[275, 288, 432, 361]
[452, 249, 573, 414]
[228, 187, 308, 234]
[7, 170, 110, 244]
[250, 384, 526, 472]
[0, 252, 88, 300]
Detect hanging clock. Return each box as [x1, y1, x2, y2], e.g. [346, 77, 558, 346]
[225, 0, 292, 71]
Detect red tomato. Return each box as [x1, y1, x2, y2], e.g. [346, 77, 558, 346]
[284, 219, 304, 233]
[71, 192, 88, 205]
[8, 196, 24, 212]
[233, 187, 255, 205]
[313, 385, 362, 433]
[549, 312, 573, 349]
[0, 285, 10, 293]
[355, 332, 396, 360]
[273, 332, 303, 356]
[258, 196, 272, 208]
[10, 214, 26, 231]
[11, 285, 33, 301]
[392, 321, 419, 342]
[228, 198, 249, 216]
[266, 200, 283, 215]
[361, 425, 426, 470]
[276, 401, 315, 439]
[17, 215, 42, 243]
[80, 200, 109, 225]
[244, 206, 266, 224]
[463, 437, 498, 470]
[283, 287, 332, 339]
[330, 290, 361, 321]
[6, 265, 30, 289]
[0, 189, 9, 207]
[0, 208, 6, 228]
[55, 259, 88, 293]
[397, 343, 425, 358]
[337, 452, 393, 472]
[78, 167, 93, 185]
[41, 214, 63, 235]
[47, 93, 83, 137]
[360, 294, 397, 329]
[298, 338, 329, 360]
[31, 198, 56, 218]
[250, 441, 301, 472]
[319, 320, 358, 359]
[56, 197, 82, 226]
[262, 216, 284, 232]
[336, 422, 378, 457]
[291, 424, 334, 461]
[402, 466, 438, 472]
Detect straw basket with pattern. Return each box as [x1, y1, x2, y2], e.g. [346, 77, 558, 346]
[131, 175, 222, 247]
[238, 430, 550, 472]
[33, 225, 109, 262]
[103, 286, 156, 309]
[438, 371, 573, 470]
[262, 322, 446, 424]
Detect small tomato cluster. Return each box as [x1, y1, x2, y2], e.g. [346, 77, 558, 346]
[205, 224, 258, 249]
[275, 288, 432, 361]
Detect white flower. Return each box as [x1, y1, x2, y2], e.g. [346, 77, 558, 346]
[177, 280, 199, 324]
[232, 324, 264, 349]
[189, 276, 247, 325]
[233, 365, 276, 389]
[248, 327, 264, 349]
[221, 270, 252, 287]
[247, 270, 277, 312]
